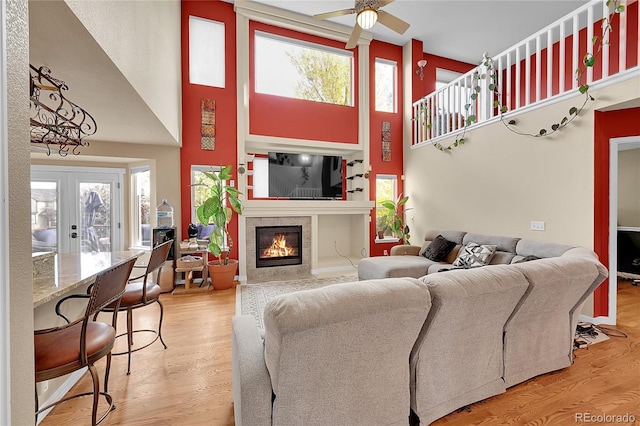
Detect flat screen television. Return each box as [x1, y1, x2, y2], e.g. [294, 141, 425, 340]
[268, 152, 343, 199]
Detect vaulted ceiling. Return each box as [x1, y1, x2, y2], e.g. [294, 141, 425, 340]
[28, 0, 590, 159]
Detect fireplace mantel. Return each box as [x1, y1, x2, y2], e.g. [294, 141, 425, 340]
[242, 200, 373, 217]
[238, 200, 374, 281]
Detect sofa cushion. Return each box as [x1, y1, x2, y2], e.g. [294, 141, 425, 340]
[422, 235, 456, 261]
[453, 243, 497, 268]
[490, 251, 517, 265]
[423, 230, 466, 245]
[411, 265, 530, 424]
[516, 239, 573, 259]
[358, 256, 434, 280]
[462, 233, 520, 253]
[264, 278, 432, 426]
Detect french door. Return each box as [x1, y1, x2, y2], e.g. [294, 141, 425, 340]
[31, 166, 124, 253]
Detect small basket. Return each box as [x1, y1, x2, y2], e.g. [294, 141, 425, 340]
[176, 255, 203, 269]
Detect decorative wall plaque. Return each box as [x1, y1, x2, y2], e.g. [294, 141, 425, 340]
[201, 98, 216, 150]
[382, 121, 391, 162]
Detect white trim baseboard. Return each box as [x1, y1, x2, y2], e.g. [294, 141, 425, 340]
[36, 368, 87, 425]
[579, 314, 616, 326]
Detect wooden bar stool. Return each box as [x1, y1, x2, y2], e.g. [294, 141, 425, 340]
[35, 258, 136, 425]
[103, 239, 173, 374]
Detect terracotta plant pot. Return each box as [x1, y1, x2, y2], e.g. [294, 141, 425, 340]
[377, 231, 385, 239]
[208, 259, 238, 290]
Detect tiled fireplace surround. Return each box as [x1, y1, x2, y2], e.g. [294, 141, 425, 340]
[245, 216, 311, 281]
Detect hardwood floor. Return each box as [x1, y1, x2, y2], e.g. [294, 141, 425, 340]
[40, 280, 640, 426]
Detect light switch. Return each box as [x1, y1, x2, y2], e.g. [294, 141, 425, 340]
[530, 221, 545, 231]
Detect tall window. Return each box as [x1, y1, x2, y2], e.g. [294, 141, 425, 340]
[375, 174, 397, 237]
[254, 31, 353, 106]
[189, 16, 225, 88]
[375, 58, 396, 112]
[131, 166, 150, 247]
[191, 165, 221, 224]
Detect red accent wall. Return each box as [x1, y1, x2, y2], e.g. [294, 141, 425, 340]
[181, 1, 239, 260]
[369, 40, 405, 256]
[248, 21, 359, 144]
[593, 107, 640, 318]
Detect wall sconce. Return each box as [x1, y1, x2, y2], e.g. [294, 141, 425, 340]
[416, 59, 427, 80]
[364, 165, 372, 179]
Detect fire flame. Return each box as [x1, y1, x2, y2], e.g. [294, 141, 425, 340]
[262, 234, 296, 258]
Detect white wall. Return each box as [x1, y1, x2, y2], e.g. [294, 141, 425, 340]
[404, 77, 640, 316]
[6, 1, 35, 423]
[65, 0, 182, 145]
[618, 148, 640, 227]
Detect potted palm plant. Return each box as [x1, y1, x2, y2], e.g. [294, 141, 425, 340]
[379, 194, 411, 244]
[196, 165, 243, 290]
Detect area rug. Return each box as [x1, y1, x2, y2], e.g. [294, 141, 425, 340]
[236, 275, 357, 332]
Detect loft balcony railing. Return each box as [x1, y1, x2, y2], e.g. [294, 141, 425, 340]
[412, 0, 639, 146]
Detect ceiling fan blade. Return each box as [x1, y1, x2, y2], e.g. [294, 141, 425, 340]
[314, 8, 356, 20]
[377, 9, 410, 34]
[345, 24, 362, 49]
[378, 0, 395, 7]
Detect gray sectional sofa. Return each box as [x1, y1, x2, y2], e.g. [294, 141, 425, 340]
[232, 278, 432, 426]
[232, 230, 607, 425]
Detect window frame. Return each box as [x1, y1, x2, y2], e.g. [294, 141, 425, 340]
[253, 30, 354, 106]
[190, 165, 222, 225]
[375, 174, 398, 240]
[374, 58, 397, 113]
[188, 15, 225, 88]
[130, 165, 151, 248]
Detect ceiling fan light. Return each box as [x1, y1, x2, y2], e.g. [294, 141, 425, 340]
[356, 7, 378, 29]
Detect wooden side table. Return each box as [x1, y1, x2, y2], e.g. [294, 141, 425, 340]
[176, 242, 209, 290]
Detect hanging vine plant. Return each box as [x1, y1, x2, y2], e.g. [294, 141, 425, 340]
[431, 0, 625, 152]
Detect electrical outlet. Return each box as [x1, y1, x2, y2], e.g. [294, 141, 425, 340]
[530, 221, 545, 231]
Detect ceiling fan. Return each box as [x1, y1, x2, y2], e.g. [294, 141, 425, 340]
[313, 0, 410, 49]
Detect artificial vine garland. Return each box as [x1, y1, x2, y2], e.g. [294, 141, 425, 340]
[431, 0, 625, 152]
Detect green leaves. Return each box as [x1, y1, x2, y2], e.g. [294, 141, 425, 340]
[379, 195, 411, 244]
[583, 53, 595, 67]
[579, 84, 590, 94]
[569, 106, 578, 115]
[193, 166, 244, 263]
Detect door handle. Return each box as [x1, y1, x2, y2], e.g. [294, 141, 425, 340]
[71, 232, 78, 238]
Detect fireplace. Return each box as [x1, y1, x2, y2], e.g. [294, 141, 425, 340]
[256, 225, 303, 268]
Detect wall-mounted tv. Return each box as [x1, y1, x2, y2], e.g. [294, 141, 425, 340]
[268, 152, 343, 199]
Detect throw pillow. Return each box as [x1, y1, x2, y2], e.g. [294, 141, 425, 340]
[422, 235, 456, 261]
[452, 242, 497, 268]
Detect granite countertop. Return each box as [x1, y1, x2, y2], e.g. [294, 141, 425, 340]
[33, 250, 143, 308]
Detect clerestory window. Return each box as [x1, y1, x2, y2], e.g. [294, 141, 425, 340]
[254, 31, 354, 106]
